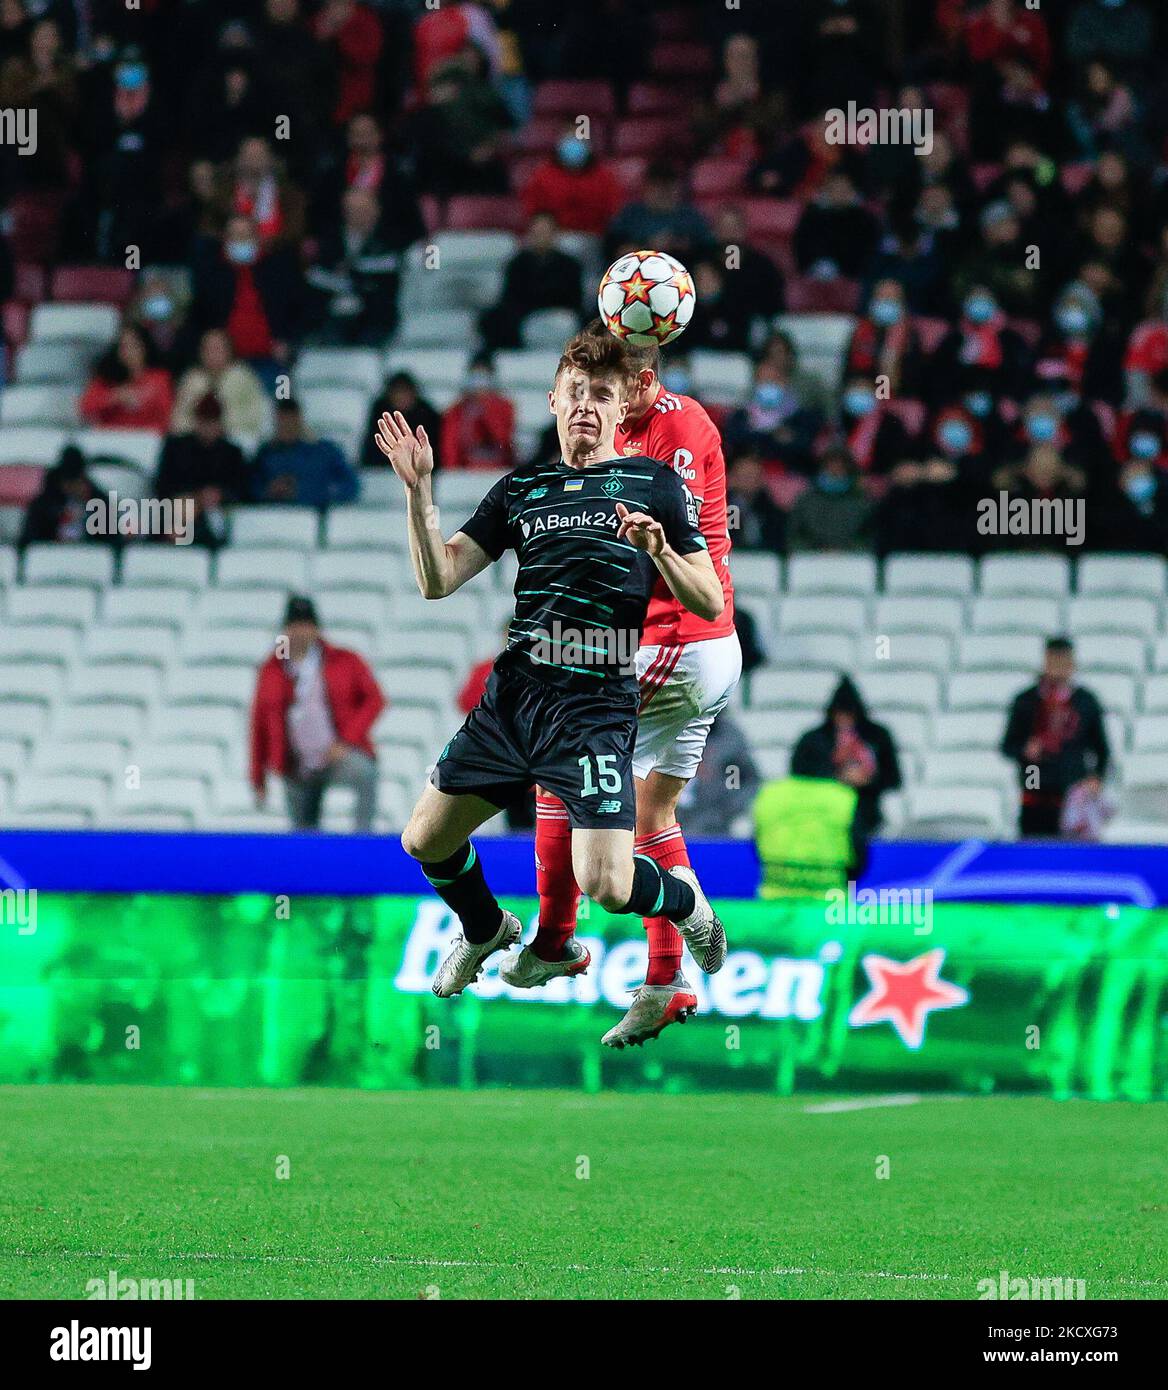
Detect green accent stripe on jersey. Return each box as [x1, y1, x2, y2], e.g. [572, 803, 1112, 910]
[529, 654, 605, 677]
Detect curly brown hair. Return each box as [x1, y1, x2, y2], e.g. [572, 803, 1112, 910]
[578, 316, 661, 378]
[555, 325, 639, 396]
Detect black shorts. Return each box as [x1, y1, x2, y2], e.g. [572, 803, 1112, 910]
[432, 664, 637, 831]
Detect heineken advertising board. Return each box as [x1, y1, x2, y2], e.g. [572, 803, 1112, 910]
[3, 892, 1165, 1098]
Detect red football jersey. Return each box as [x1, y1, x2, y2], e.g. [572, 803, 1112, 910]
[616, 385, 736, 645]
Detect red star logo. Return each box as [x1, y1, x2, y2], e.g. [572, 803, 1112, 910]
[848, 949, 968, 1050]
[621, 271, 652, 304]
[670, 270, 694, 298]
[650, 310, 679, 342]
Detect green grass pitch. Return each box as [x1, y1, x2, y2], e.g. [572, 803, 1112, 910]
[2, 1086, 1165, 1300]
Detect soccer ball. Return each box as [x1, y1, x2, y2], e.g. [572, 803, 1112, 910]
[597, 250, 696, 347]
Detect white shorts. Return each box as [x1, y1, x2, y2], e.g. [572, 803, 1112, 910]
[633, 633, 742, 781]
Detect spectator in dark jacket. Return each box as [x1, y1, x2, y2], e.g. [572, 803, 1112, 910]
[250, 594, 385, 831]
[363, 372, 442, 469]
[790, 675, 901, 842]
[727, 447, 786, 554]
[478, 213, 582, 350]
[155, 394, 250, 506]
[19, 447, 109, 546]
[306, 187, 407, 344]
[794, 169, 879, 281]
[1002, 637, 1110, 838]
[252, 399, 359, 508]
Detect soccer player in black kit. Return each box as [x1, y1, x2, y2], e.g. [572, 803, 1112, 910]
[374, 330, 729, 999]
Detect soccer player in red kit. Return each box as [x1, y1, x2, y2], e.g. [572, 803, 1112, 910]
[500, 326, 741, 1046]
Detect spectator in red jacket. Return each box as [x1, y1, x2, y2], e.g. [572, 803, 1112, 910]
[79, 324, 174, 432]
[315, 0, 382, 126]
[250, 595, 385, 831]
[520, 132, 624, 237]
[965, 0, 1051, 80]
[440, 356, 515, 470]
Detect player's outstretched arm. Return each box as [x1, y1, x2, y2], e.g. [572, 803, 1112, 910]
[615, 503, 724, 621]
[373, 410, 492, 598]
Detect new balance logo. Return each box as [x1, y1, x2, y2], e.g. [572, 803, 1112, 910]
[596, 800, 623, 815]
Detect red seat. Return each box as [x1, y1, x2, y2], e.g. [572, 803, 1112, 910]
[14, 263, 46, 303]
[512, 117, 570, 156]
[784, 277, 861, 314]
[533, 81, 615, 119]
[743, 198, 803, 239]
[2, 300, 29, 350]
[0, 463, 45, 506]
[649, 41, 714, 78]
[50, 266, 135, 305]
[752, 236, 796, 279]
[7, 192, 64, 264]
[690, 159, 749, 199]
[1061, 162, 1095, 196]
[913, 316, 950, 353]
[627, 83, 689, 117]
[612, 117, 674, 158]
[419, 194, 443, 234]
[444, 196, 526, 233]
[609, 157, 648, 198]
[509, 155, 543, 195]
[886, 398, 927, 436]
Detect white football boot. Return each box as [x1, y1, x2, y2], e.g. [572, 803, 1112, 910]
[666, 866, 728, 974]
[602, 972, 699, 1048]
[500, 939, 591, 989]
[431, 911, 522, 998]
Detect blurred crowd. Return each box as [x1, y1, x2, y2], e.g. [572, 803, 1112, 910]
[2, 0, 1168, 562]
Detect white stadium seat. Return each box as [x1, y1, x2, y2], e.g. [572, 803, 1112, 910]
[0, 625, 79, 666]
[0, 662, 66, 705]
[877, 709, 931, 754]
[195, 588, 287, 629]
[785, 553, 876, 595]
[0, 426, 68, 465]
[32, 740, 128, 781]
[1073, 634, 1148, 675]
[0, 384, 79, 427]
[5, 584, 99, 627]
[520, 308, 580, 350]
[83, 626, 177, 668]
[215, 548, 310, 591]
[120, 546, 213, 590]
[931, 711, 1005, 750]
[873, 595, 965, 638]
[29, 302, 119, 344]
[310, 551, 398, 595]
[1083, 672, 1137, 717]
[884, 553, 976, 595]
[12, 772, 108, 821]
[50, 700, 148, 743]
[732, 552, 782, 597]
[855, 669, 941, 714]
[689, 350, 753, 405]
[859, 632, 953, 673]
[75, 429, 163, 474]
[1077, 554, 1167, 598]
[22, 544, 115, 587]
[102, 586, 193, 631]
[748, 669, 838, 710]
[1066, 596, 1158, 638]
[901, 785, 1005, 839]
[68, 665, 161, 709]
[970, 596, 1062, 634]
[957, 632, 1043, 671]
[979, 553, 1070, 597]
[0, 700, 50, 740]
[947, 671, 1025, 712]
[15, 341, 93, 385]
[181, 628, 270, 667]
[494, 350, 559, 391]
[230, 507, 320, 550]
[1131, 716, 1168, 753]
[778, 594, 867, 634]
[1142, 674, 1168, 715]
[295, 347, 383, 395]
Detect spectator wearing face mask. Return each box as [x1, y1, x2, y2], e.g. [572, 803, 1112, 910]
[125, 272, 189, 370]
[787, 445, 872, 552]
[927, 285, 1033, 406]
[1033, 284, 1125, 408]
[1009, 389, 1109, 481]
[520, 130, 623, 237]
[440, 356, 515, 470]
[723, 359, 822, 472]
[877, 404, 989, 555]
[190, 213, 307, 391]
[835, 373, 917, 475]
[1095, 413, 1168, 551]
[954, 200, 1047, 318]
[1002, 636, 1110, 839]
[845, 279, 925, 398]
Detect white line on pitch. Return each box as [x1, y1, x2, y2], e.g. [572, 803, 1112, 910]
[803, 1094, 923, 1114]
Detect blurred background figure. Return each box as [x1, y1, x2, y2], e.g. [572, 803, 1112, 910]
[250, 595, 385, 832]
[1002, 637, 1111, 839]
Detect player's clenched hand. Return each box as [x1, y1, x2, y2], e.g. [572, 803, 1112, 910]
[374, 410, 434, 488]
[615, 502, 666, 556]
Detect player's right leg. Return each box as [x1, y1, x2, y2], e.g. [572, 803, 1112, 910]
[402, 786, 520, 998]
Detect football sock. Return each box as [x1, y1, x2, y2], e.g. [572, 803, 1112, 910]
[634, 824, 689, 985]
[420, 842, 503, 944]
[621, 853, 695, 923]
[533, 790, 580, 962]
